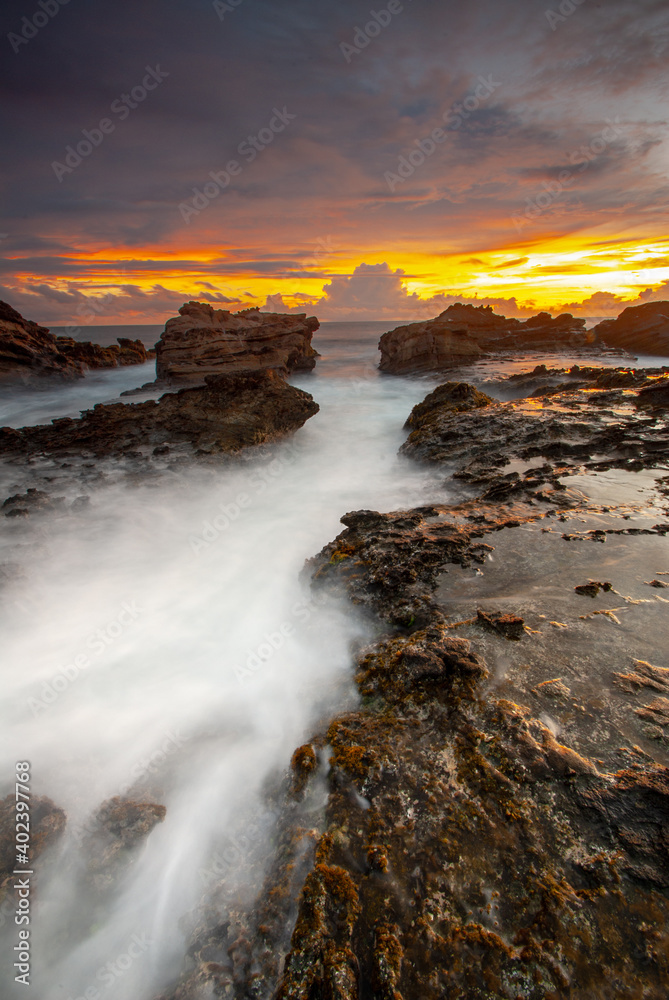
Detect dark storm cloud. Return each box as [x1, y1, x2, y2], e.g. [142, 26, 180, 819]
[0, 0, 667, 320]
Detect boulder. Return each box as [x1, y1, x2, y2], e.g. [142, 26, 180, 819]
[378, 304, 590, 374]
[0, 300, 84, 382]
[594, 301, 669, 355]
[0, 369, 319, 458]
[155, 301, 320, 383]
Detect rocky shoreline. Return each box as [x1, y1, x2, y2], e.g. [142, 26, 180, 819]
[156, 363, 669, 999]
[1, 302, 669, 1000]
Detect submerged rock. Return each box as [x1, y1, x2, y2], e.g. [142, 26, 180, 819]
[0, 369, 320, 458]
[155, 301, 320, 383]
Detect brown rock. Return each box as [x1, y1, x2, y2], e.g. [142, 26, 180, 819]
[155, 301, 319, 382]
[54, 335, 151, 369]
[0, 369, 320, 458]
[0, 300, 84, 382]
[594, 301, 669, 356]
[379, 304, 589, 374]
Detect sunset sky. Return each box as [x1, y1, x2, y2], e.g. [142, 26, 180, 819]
[1, 0, 668, 326]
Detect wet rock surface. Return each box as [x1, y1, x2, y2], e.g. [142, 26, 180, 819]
[0, 795, 66, 901]
[378, 304, 595, 375]
[0, 369, 319, 459]
[161, 363, 669, 1000]
[155, 301, 320, 383]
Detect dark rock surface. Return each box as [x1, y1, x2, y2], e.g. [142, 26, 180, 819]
[163, 364, 669, 1000]
[594, 301, 669, 356]
[0, 369, 319, 459]
[0, 300, 153, 382]
[0, 300, 84, 382]
[155, 301, 320, 383]
[378, 304, 593, 374]
[54, 335, 153, 368]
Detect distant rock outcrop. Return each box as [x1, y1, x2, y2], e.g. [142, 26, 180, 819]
[155, 302, 320, 383]
[0, 300, 85, 382]
[0, 369, 319, 458]
[0, 300, 153, 383]
[593, 301, 669, 355]
[378, 304, 592, 374]
[54, 335, 152, 368]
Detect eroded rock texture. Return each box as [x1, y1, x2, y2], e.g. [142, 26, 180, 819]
[155, 302, 320, 383]
[0, 369, 319, 459]
[378, 304, 592, 374]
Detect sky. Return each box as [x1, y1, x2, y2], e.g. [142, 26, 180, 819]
[1, 0, 668, 327]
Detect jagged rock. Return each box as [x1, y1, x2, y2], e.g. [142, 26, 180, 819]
[594, 301, 669, 355]
[378, 304, 591, 374]
[0, 301, 153, 382]
[155, 301, 320, 383]
[82, 797, 166, 893]
[0, 794, 66, 892]
[0, 300, 84, 382]
[0, 369, 319, 459]
[54, 335, 152, 368]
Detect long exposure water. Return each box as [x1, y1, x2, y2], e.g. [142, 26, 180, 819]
[0, 324, 448, 1000]
[0, 323, 656, 999]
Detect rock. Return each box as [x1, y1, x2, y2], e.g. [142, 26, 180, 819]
[0, 794, 66, 892]
[0, 369, 320, 459]
[82, 797, 166, 893]
[2, 489, 65, 516]
[400, 368, 669, 486]
[594, 301, 669, 355]
[476, 608, 525, 640]
[404, 381, 494, 430]
[0, 300, 84, 382]
[155, 301, 320, 383]
[0, 301, 153, 383]
[54, 335, 152, 369]
[574, 581, 613, 598]
[636, 376, 669, 409]
[379, 304, 590, 374]
[613, 660, 669, 694]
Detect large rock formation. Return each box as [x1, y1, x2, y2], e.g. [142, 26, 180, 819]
[0, 369, 319, 458]
[0, 300, 153, 383]
[378, 304, 592, 374]
[155, 302, 320, 383]
[0, 300, 84, 382]
[593, 301, 669, 355]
